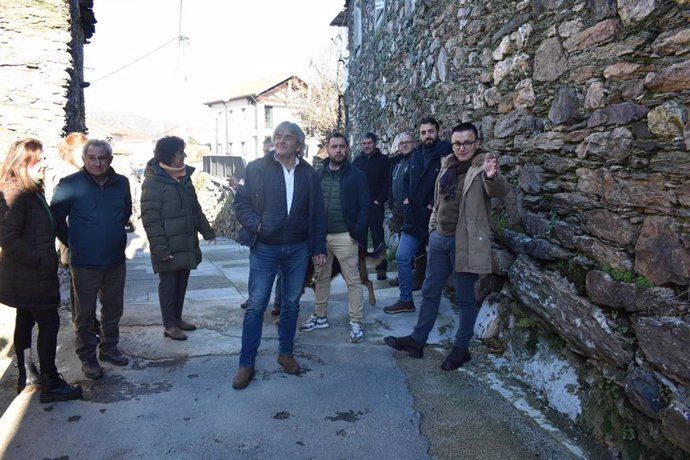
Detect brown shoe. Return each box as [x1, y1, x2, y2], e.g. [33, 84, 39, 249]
[178, 319, 197, 331]
[163, 327, 187, 341]
[277, 354, 300, 375]
[232, 366, 255, 390]
[383, 299, 416, 314]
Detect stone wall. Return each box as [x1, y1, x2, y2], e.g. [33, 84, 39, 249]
[0, 0, 94, 156]
[343, 0, 689, 457]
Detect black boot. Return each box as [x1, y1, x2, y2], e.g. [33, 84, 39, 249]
[376, 259, 388, 281]
[16, 366, 26, 394]
[441, 347, 472, 371]
[16, 348, 40, 394]
[40, 373, 83, 403]
[383, 335, 424, 358]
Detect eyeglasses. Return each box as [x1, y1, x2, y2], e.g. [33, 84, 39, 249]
[399, 141, 414, 145]
[452, 140, 477, 149]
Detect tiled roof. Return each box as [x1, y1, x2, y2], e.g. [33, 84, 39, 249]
[204, 73, 303, 105]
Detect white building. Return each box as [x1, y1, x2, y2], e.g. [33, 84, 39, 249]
[204, 74, 313, 162]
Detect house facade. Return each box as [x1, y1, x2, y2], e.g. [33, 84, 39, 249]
[204, 74, 312, 162]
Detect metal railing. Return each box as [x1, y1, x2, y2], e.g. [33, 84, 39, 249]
[203, 155, 246, 179]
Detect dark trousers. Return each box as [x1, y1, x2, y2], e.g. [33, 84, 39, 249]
[71, 263, 126, 361]
[367, 202, 387, 270]
[14, 308, 59, 375]
[158, 269, 191, 328]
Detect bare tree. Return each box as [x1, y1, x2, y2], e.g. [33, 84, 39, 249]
[295, 34, 345, 157]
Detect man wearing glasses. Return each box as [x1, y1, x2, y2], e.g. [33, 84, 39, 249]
[384, 117, 451, 314]
[385, 122, 509, 371]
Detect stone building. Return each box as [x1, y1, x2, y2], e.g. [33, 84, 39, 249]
[0, 0, 95, 156]
[338, 0, 689, 457]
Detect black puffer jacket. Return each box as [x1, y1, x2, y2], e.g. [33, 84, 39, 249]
[353, 148, 390, 205]
[140, 160, 216, 274]
[0, 181, 60, 309]
[401, 139, 452, 242]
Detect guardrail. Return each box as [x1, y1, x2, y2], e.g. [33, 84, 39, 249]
[202, 155, 246, 179]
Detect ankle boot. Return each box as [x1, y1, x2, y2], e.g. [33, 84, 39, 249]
[16, 347, 40, 393]
[25, 361, 40, 385]
[17, 366, 26, 394]
[441, 347, 472, 371]
[39, 373, 83, 403]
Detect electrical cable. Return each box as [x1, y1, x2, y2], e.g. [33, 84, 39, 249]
[90, 36, 179, 84]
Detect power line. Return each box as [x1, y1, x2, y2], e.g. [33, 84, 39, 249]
[90, 36, 179, 84]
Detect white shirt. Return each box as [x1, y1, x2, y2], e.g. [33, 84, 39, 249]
[275, 154, 300, 215]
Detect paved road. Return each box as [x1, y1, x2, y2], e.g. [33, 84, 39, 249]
[0, 234, 605, 459]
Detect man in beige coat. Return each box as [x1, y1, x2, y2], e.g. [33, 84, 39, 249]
[384, 122, 509, 371]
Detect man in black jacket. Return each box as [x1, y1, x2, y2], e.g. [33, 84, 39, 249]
[353, 132, 390, 280]
[299, 133, 370, 343]
[232, 121, 327, 390]
[384, 116, 451, 314]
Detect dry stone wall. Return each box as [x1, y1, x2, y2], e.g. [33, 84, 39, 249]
[344, 0, 689, 456]
[0, 0, 92, 156]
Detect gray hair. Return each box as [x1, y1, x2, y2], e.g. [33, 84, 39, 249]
[273, 121, 305, 153]
[392, 131, 415, 153]
[82, 139, 113, 157]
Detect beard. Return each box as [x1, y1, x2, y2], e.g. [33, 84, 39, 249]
[330, 155, 346, 166]
[423, 137, 438, 149]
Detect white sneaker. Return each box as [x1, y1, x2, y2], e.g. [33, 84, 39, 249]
[349, 321, 364, 343]
[299, 314, 329, 332]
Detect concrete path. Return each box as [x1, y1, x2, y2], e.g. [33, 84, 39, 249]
[0, 233, 605, 459]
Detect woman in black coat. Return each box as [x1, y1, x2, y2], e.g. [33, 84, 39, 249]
[141, 136, 216, 341]
[0, 138, 82, 401]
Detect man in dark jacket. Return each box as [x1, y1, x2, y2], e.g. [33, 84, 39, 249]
[51, 139, 132, 379]
[232, 121, 327, 390]
[353, 132, 390, 280]
[384, 116, 452, 314]
[299, 133, 370, 343]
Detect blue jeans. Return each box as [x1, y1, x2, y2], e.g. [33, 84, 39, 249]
[411, 230, 479, 348]
[239, 241, 308, 367]
[395, 232, 423, 301]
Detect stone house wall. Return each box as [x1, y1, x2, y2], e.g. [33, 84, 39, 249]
[342, 0, 689, 457]
[0, 0, 94, 156]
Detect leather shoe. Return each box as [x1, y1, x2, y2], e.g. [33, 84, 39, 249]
[99, 349, 129, 366]
[441, 347, 472, 371]
[383, 335, 424, 358]
[178, 319, 197, 331]
[270, 303, 281, 316]
[81, 357, 104, 379]
[277, 354, 300, 375]
[164, 327, 187, 341]
[232, 366, 255, 390]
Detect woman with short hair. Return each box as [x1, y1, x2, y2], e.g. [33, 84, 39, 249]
[141, 136, 216, 341]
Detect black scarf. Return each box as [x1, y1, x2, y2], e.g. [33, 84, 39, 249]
[438, 154, 476, 200]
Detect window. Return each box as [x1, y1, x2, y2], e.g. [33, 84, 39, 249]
[241, 142, 246, 155]
[242, 108, 246, 121]
[375, 0, 385, 29]
[228, 143, 233, 155]
[265, 105, 273, 129]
